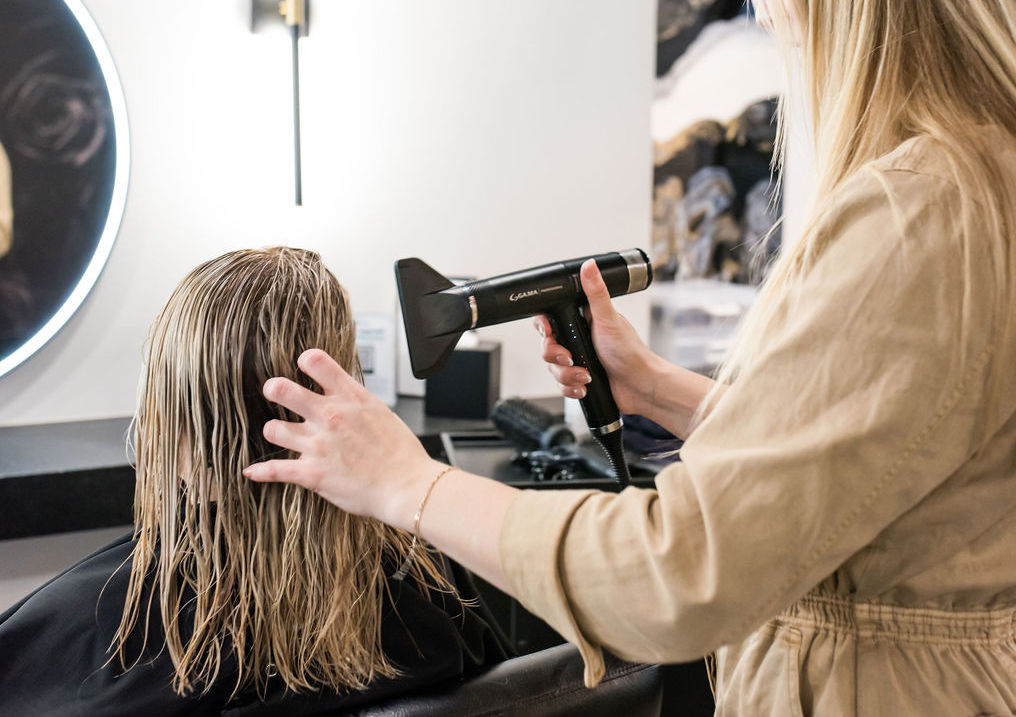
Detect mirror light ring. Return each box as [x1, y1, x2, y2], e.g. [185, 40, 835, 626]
[0, 0, 130, 379]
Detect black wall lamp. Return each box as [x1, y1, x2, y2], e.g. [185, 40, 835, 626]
[251, 0, 309, 205]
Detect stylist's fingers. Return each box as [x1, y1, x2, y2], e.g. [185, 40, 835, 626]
[262, 418, 314, 454]
[546, 363, 591, 387]
[535, 315, 576, 368]
[534, 316, 571, 363]
[263, 377, 321, 420]
[297, 349, 366, 399]
[244, 458, 318, 491]
[541, 335, 573, 367]
[579, 259, 618, 323]
[532, 315, 552, 339]
[541, 350, 591, 398]
[558, 382, 587, 400]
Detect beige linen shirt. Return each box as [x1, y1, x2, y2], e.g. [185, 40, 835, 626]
[500, 135, 1016, 715]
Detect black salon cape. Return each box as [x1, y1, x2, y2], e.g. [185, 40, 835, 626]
[0, 532, 509, 716]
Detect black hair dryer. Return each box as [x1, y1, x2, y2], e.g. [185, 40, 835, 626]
[395, 249, 653, 486]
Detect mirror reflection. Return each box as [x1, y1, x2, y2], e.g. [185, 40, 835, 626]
[0, 0, 122, 371]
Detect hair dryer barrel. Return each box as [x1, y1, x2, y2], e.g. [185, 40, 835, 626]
[465, 249, 652, 329]
[394, 249, 652, 380]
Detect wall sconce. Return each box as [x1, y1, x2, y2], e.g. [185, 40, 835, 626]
[251, 0, 309, 205]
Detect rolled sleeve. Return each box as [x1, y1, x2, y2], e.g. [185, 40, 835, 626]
[498, 165, 1002, 684]
[500, 488, 606, 686]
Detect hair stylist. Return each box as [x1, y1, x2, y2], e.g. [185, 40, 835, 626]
[245, 1, 1016, 713]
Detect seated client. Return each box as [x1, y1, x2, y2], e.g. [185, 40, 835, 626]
[0, 248, 506, 715]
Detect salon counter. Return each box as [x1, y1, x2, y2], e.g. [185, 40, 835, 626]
[0, 398, 507, 540]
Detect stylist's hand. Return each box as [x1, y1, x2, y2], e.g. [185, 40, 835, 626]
[242, 349, 443, 529]
[536, 259, 658, 415]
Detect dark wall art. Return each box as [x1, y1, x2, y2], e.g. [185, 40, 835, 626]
[651, 1, 781, 285]
[655, 0, 743, 78]
[648, 1, 783, 374]
[0, 0, 128, 376]
[653, 98, 780, 284]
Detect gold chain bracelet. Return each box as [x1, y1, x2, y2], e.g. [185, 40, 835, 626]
[391, 465, 457, 580]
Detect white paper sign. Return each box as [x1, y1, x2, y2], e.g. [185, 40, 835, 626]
[355, 313, 397, 407]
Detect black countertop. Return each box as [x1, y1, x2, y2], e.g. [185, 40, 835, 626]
[0, 398, 502, 540]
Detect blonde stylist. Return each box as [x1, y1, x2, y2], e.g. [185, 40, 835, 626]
[245, 2, 1016, 714]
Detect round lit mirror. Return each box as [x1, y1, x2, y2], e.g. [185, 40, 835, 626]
[0, 0, 128, 378]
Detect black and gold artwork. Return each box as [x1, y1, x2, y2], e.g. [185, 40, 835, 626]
[652, 1, 781, 285]
[656, 0, 744, 78]
[652, 98, 781, 284]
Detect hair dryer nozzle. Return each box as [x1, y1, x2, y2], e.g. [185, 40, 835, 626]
[395, 258, 472, 379]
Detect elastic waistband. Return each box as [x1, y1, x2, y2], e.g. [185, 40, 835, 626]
[775, 593, 1016, 646]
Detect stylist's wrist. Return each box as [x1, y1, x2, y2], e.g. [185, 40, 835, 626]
[377, 456, 451, 532]
[615, 344, 668, 417]
[637, 354, 718, 440]
[621, 349, 671, 420]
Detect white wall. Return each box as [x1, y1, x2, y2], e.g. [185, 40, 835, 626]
[0, 0, 656, 426]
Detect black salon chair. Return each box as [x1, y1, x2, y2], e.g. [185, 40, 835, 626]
[347, 643, 662, 717]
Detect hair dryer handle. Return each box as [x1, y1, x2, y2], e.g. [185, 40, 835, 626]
[546, 303, 621, 433]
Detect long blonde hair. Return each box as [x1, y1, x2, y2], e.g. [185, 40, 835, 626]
[713, 0, 1016, 394]
[113, 248, 447, 697]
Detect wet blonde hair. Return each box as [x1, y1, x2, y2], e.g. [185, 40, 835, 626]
[113, 247, 446, 697]
[713, 1, 1016, 397]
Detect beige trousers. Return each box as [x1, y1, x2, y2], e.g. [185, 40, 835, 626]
[714, 593, 1016, 716]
